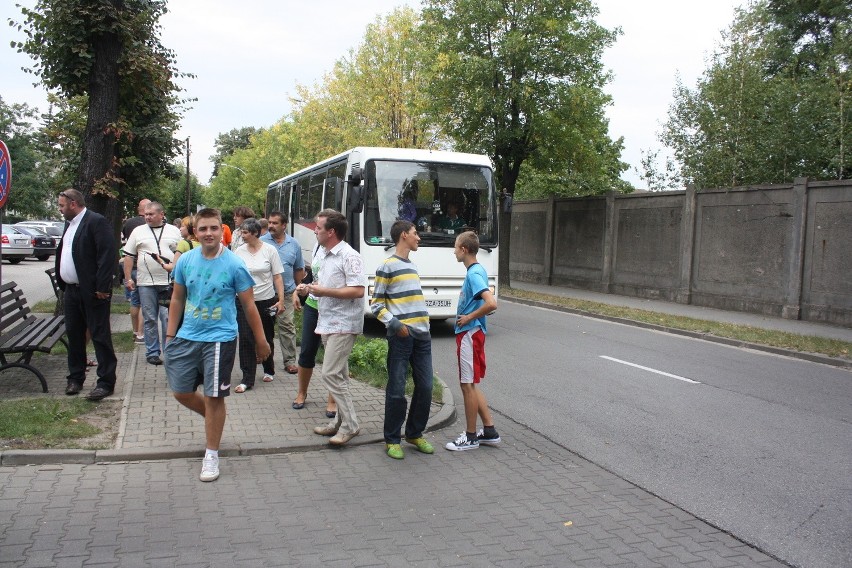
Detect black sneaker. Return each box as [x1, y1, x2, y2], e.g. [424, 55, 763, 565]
[476, 429, 501, 446]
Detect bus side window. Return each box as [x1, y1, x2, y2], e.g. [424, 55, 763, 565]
[325, 177, 344, 212]
[296, 175, 311, 222]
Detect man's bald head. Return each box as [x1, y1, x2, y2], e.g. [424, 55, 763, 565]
[138, 199, 152, 215]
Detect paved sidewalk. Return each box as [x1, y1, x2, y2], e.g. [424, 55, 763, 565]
[511, 281, 852, 343]
[0, 317, 455, 465]
[0, 408, 790, 567]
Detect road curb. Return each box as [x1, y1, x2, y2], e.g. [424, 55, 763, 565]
[0, 377, 457, 466]
[504, 295, 852, 370]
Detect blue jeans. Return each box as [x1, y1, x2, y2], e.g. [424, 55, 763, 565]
[384, 333, 433, 444]
[138, 284, 168, 358]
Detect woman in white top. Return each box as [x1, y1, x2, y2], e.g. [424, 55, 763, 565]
[234, 218, 285, 392]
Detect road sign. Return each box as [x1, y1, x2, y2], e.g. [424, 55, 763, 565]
[0, 140, 11, 209]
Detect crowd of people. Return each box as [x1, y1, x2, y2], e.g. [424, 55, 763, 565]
[54, 190, 500, 483]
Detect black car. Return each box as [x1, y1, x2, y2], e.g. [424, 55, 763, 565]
[13, 225, 57, 261]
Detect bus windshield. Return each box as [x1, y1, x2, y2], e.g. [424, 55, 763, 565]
[363, 159, 497, 246]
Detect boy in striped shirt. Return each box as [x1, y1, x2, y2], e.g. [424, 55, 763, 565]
[370, 220, 435, 460]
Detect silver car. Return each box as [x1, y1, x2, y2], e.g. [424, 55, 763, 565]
[2, 225, 35, 264]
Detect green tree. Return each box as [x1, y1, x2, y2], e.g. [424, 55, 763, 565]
[205, 122, 304, 216]
[291, 7, 438, 157]
[210, 126, 261, 179]
[11, 0, 190, 232]
[421, 0, 625, 287]
[150, 163, 203, 222]
[207, 7, 439, 216]
[0, 96, 54, 218]
[659, 1, 850, 188]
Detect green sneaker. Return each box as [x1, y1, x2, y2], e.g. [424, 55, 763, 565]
[405, 437, 435, 454]
[386, 443, 404, 460]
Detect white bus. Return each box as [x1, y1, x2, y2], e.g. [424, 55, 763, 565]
[266, 147, 499, 318]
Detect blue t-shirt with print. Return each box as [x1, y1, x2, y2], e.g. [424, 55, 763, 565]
[260, 232, 305, 293]
[172, 247, 255, 342]
[455, 263, 489, 335]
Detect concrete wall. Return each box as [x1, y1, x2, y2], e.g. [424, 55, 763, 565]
[509, 178, 852, 326]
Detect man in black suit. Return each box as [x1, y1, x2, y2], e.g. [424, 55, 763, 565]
[56, 189, 118, 401]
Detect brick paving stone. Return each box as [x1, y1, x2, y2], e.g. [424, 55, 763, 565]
[0, 316, 797, 568]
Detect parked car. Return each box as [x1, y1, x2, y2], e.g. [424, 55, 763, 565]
[15, 222, 63, 247]
[13, 225, 56, 261]
[1, 225, 35, 264]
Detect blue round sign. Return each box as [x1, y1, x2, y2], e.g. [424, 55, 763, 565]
[0, 140, 11, 209]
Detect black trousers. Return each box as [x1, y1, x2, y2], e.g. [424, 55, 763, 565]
[236, 296, 276, 387]
[64, 284, 118, 390]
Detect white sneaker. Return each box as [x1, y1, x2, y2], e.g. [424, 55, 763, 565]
[445, 432, 479, 451]
[200, 454, 219, 482]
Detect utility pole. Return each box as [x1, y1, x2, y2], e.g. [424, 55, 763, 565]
[185, 137, 191, 216]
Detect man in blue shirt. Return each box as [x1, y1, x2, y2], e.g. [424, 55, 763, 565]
[261, 211, 306, 375]
[164, 208, 270, 482]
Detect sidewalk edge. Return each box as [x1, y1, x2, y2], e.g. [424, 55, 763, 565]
[504, 295, 852, 370]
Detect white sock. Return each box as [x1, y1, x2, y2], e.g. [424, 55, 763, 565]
[205, 449, 218, 460]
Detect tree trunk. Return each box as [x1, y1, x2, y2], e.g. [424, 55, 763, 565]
[75, 20, 122, 234]
[497, 164, 520, 291]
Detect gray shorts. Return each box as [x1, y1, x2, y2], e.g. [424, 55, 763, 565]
[163, 337, 236, 398]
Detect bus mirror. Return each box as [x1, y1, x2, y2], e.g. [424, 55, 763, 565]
[349, 166, 363, 185]
[347, 185, 364, 214]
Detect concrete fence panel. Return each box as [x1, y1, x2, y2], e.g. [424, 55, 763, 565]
[551, 197, 608, 290]
[510, 178, 852, 326]
[611, 193, 684, 300]
[691, 186, 795, 316]
[801, 181, 852, 325]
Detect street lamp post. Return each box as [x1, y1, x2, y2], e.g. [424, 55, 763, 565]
[220, 163, 247, 175]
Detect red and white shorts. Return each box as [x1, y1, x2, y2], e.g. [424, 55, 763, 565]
[456, 328, 486, 384]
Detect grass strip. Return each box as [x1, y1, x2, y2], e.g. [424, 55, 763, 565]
[503, 287, 850, 359]
[0, 398, 99, 448]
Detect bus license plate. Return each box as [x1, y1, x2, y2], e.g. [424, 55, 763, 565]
[425, 299, 451, 307]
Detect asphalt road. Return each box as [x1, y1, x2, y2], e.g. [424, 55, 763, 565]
[397, 301, 852, 568]
[0, 256, 56, 305]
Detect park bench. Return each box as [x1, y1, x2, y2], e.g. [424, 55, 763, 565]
[45, 267, 65, 315]
[0, 280, 68, 393]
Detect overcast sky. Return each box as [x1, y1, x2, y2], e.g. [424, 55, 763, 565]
[2, 0, 743, 189]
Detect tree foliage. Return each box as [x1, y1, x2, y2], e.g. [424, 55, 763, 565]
[209, 126, 261, 179]
[0, 96, 54, 218]
[656, 0, 851, 188]
[206, 7, 438, 216]
[421, 0, 624, 196]
[290, 7, 437, 157]
[10, 0, 191, 227]
[420, 0, 624, 286]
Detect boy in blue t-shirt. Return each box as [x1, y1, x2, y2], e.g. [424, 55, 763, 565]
[445, 231, 501, 451]
[163, 208, 270, 482]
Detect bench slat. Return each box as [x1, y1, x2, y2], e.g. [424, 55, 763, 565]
[0, 281, 67, 392]
[2, 317, 65, 353]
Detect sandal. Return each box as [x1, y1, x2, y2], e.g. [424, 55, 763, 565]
[285, 365, 298, 374]
[262, 374, 274, 383]
[235, 384, 250, 393]
[86, 359, 97, 367]
[292, 399, 306, 410]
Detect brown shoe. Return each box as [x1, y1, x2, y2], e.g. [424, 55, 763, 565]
[329, 429, 360, 446]
[313, 422, 339, 436]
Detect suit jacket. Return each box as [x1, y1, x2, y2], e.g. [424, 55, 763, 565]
[56, 209, 117, 296]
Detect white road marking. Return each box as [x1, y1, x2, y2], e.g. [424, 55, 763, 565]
[599, 356, 701, 384]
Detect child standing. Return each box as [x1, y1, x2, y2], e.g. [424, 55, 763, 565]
[446, 231, 501, 451]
